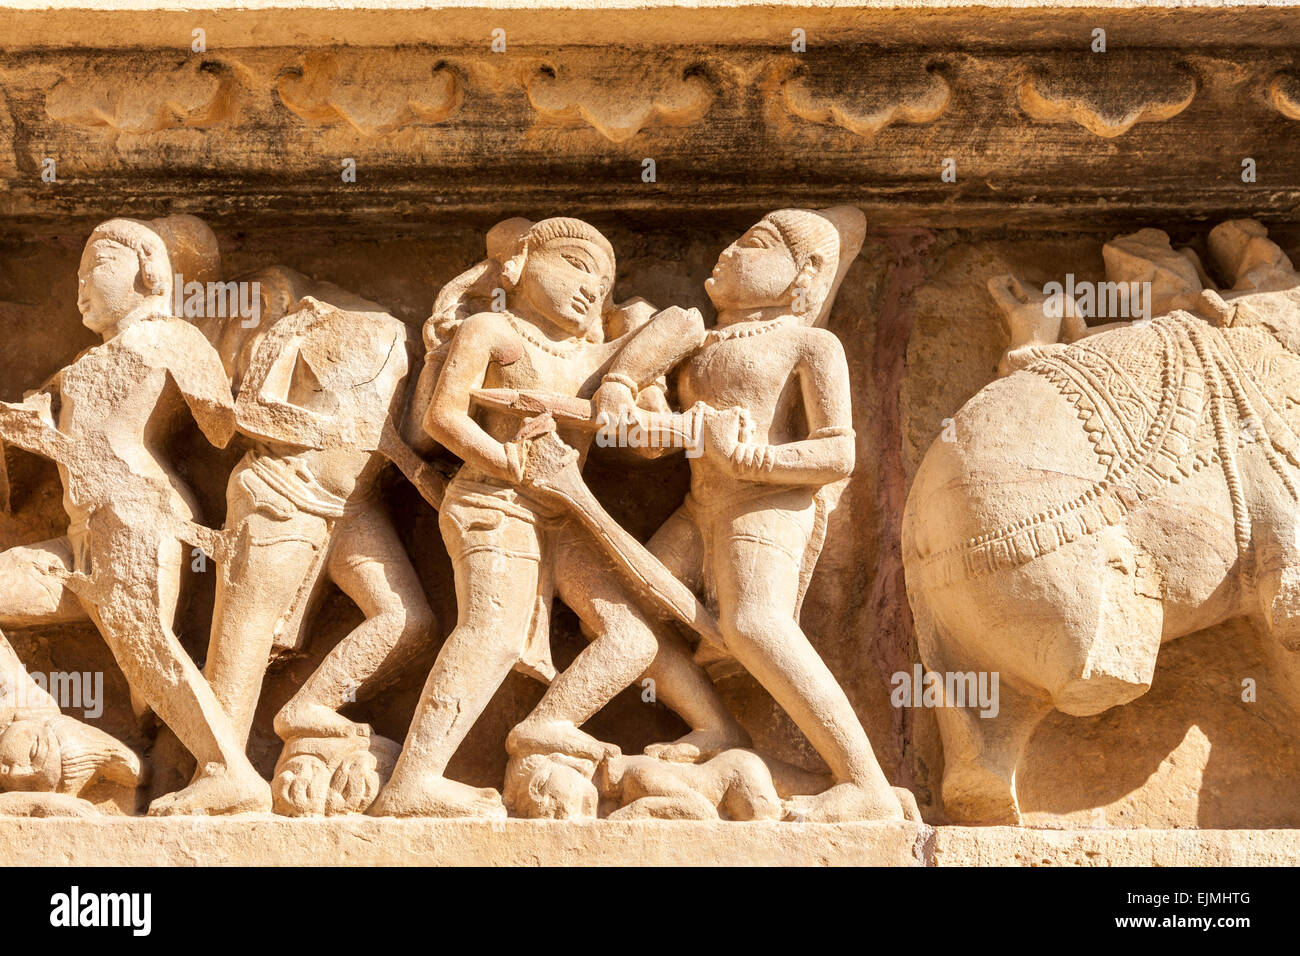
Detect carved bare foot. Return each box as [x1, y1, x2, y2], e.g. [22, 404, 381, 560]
[505, 719, 621, 763]
[643, 728, 750, 764]
[782, 782, 904, 823]
[146, 763, 271, 816]
[367, 774, 506, 819]
[275, 701, 368, 741]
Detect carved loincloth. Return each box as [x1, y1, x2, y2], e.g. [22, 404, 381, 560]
[919, 312, 1300, 585]
[438, 468, 561, 685]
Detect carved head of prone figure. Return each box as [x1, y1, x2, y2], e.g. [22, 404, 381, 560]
[0, 715, 142, 797]
[705, 206, 866, 327]
[1208, 219, 1298, 293]
[497, 217, 616, 343]
[77, 214, 219, 338]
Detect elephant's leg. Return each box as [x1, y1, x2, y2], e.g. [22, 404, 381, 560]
[936, 680, 1051, 826]
[916, 528, 1165, 823]
[1256, 510, 1300, 650]
[913, 596, 1046, 825]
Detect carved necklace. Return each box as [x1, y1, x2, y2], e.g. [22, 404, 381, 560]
[506, 313, 585, 357]
[705, 316, 794, 344]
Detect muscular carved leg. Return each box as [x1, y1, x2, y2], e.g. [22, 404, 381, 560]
[640, 507, 751, 762]
[712, 526, 901, 822]
[88, 535, 268, 815]
[370, 510, 539, 818]
[204, 489, 328, 748]
[506, 528, 654, 763]
[275, 503, 436, 741]
[507, 506, 749, 764]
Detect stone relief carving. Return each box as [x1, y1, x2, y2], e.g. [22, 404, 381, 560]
[523, 59, 714, 143]
[903, 218, 1300, 824]
[277, 53, 461, 134]
[780, 61, 951, 139]
[1017, 57, 1197, 137]
[1, 206, 1297, 833]
[989, 227, 1211, 377]
[0, 206, 915, 824]
[0, 215, 267, 815]
[45, 59, 235, 134]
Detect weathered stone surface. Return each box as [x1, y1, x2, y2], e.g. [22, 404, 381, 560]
[0, 817, 924, 866]
[3, 0, 1300, 866]
[933, 826, 1300, 867]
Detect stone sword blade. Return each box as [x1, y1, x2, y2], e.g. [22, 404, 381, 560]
[471, 388, 725, 654]
[515, 426, 728, 656]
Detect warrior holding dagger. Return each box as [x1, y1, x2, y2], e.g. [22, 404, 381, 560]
[371, 216, 751, 818]
[450, 207, 909, 822]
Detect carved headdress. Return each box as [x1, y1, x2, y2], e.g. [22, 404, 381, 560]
[425, 215, 621, 350]
[86, 214, 220, 302]
[763, 205, 867, 326]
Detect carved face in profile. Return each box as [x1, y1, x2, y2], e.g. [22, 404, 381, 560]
[705, 220, 800, 313]
[0, 718, 60, 791]
[0, 715, 141, 796]
[512, 237, 613, 338]
[77, 238, 147, 335]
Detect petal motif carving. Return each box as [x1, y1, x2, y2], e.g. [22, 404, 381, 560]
[782, 62, 950, 138]
[1267, 72, 1300, 120]
[1018, 58, 1197, 138]
[278, 53, 460, 135]
[525, 60, 713, 143]
[45, 59, 233, 134]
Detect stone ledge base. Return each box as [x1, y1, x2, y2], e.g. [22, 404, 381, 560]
[0, 817, 925, 867]
[933, 827, 1300, 867]
[2, 818, 1298, 865]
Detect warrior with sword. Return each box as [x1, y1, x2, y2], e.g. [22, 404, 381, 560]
[371, 216, 752, 818]
[470, 207, 909, 822]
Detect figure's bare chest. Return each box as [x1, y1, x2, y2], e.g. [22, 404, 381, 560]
[679, 334, 799, 410]
[490, 331, 606, 399]
[57, 342, 160, 430]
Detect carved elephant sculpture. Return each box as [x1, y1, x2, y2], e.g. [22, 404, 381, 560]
[902, 284, 1300, 824]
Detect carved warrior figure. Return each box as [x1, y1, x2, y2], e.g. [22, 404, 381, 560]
[0, 216, 270, 815]
[582, 206, 907, 821]
[195, 268, 438, 816]
[447, 208, 909, 822]
[903, 219, 1300, 824]
[372, 216, 751, 818]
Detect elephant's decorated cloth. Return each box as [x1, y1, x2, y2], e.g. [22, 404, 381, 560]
[933, 309, 1300, 584]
